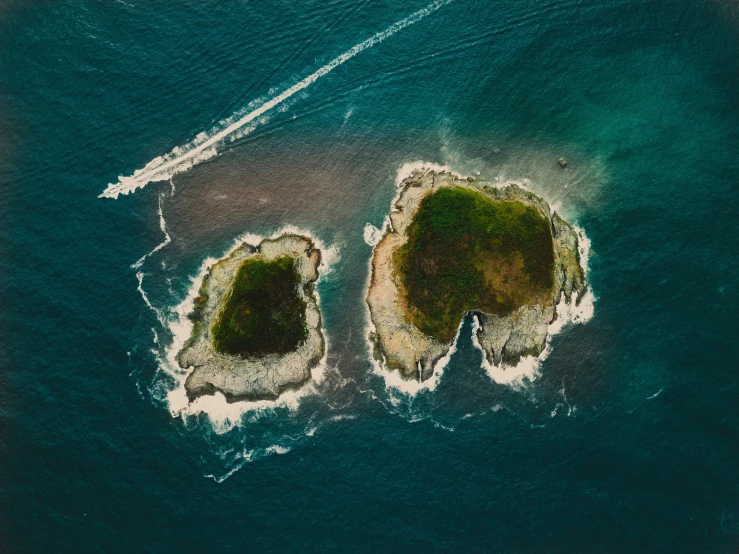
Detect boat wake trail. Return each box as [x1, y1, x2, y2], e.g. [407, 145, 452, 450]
[99, 0, 453, 199]
[131, 194, 171, 270]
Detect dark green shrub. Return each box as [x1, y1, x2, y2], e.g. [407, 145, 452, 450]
[211, 256, 308, 357]
[394, 187, 554, 342]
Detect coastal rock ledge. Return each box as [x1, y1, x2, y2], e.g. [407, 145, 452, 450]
[178, 234, 324, 402]
[367, 170, 587, 382]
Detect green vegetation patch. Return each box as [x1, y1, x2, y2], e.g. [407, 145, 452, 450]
[394, 186, 554, 342]
[211, 256, 308, 357]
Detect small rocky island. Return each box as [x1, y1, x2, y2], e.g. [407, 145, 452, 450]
[178, 234, 324, 402]
[367, 169, 587, 382]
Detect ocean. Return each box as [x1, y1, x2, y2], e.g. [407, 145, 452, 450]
[1, 0, 738, 550]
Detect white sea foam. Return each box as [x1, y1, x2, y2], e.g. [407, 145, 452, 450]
[394, 161, 466, 187]
[204, 442, 295, 483]
[266, 445, 292, 455]
[316, 240, 342, 281]
[205, 461, 247, 484]
[363, 223, 383, 246]
[574, 223, 592, 278]
[329, 414, 358, 422]
[159, 226, 338, 433]
[100, 0, 453, 199]
[470, 314, 543, 386]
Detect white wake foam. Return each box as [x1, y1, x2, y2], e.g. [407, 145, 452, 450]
[100, 0, 453, 199]
[135, 271, 167, 328]
[132, 194, 171, 269]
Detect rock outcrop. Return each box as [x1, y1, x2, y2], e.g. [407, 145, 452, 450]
[366, 170, 587, 382]
[178, 234, 324, 402]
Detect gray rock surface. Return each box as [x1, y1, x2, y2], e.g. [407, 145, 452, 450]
[367, 170, 587, 381]
[178, 234, 324, 402]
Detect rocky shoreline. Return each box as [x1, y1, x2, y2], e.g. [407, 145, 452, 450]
[366, 170, 587, 382]
[178, 234, 324, 402]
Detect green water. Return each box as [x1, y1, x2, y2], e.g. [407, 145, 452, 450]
[0, 0, 738, 550]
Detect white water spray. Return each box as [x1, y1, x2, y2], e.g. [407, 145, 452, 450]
[99, 0, 453, 199]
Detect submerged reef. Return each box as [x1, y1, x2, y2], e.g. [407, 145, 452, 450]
[367, 170, 587, 382]
[178, 234, 324, 402]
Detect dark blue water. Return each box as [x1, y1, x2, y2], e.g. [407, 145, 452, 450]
[1, 0, 738, 551]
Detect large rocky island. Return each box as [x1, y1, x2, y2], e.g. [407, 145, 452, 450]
[178, 234, 324, 402]
[367, 169, 587, 382]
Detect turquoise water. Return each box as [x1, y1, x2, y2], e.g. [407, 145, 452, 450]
[1, 0, 738, 550]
